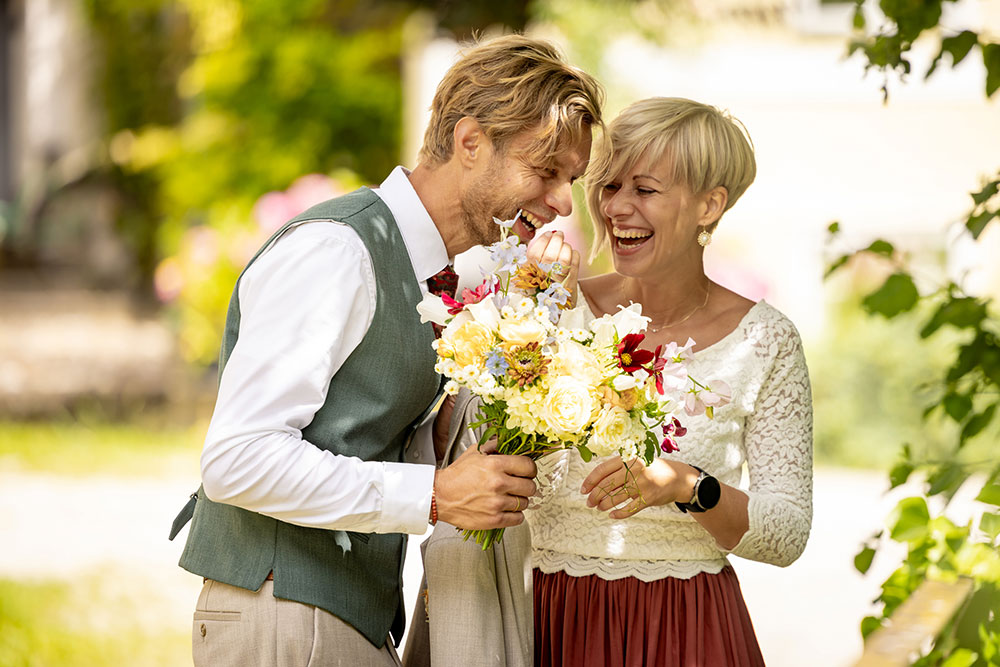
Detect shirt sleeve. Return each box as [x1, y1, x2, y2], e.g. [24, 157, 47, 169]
[728, 318, 814, 566]
[200, 221, 435, 535]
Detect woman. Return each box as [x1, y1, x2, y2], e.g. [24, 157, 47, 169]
[528, 97, 813, 666]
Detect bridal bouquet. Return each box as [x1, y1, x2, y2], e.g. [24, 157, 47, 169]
[417, 220, 730, 548]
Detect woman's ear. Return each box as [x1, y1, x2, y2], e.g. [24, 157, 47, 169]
[453, 117, 486, 169]
[700, 186, 728, 227]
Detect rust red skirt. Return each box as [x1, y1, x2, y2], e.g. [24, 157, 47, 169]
[534, 566, 765, 667]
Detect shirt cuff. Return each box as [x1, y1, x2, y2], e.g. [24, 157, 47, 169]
[378, 461, 435, 535]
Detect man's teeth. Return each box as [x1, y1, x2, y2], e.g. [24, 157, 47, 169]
[520, 211, 543, 231]
[613, 228, 652, 239]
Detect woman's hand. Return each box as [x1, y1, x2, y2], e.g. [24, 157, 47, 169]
[580, 457, 698, 519]
[528, 230, 580, 306]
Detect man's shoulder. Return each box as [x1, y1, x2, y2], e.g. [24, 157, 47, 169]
[292, 188, 384, 224]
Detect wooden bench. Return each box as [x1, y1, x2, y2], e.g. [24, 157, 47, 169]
[854, 577, 974, 666]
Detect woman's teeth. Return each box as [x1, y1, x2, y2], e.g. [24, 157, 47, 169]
[613, 228, 652, 247]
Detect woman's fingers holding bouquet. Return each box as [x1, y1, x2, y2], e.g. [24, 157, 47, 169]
[528, 230, 581, 305]
[581, 458, 684, 518]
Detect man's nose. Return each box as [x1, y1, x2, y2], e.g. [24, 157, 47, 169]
[545, 180, 574, 218]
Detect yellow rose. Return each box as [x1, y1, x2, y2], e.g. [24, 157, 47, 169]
[446, 320, 495, 367]
[550, 340, 606, 387]
[498, 317, 548, 347]
[589, 405, 634, 457]
[540, 376, 597, 437]
[600, 385, 639, 411]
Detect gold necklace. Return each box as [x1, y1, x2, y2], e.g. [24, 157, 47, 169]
[623, 281, 711, 333]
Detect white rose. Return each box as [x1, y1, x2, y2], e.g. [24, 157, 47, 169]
[539, 376, 596, 438]
[551, 340, 607, 388]
[466, 298, 502, 330]
[588, 405, 635, 457]
[499, 316, 548, 347]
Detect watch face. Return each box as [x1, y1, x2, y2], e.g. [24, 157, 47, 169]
[698, 474, 722, 510]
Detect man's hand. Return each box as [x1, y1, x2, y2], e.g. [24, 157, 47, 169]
[528, 230, 580, 306]
[433, 438, 537, 530]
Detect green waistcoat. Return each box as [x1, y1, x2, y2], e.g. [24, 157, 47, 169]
[178, 188, 440, 647]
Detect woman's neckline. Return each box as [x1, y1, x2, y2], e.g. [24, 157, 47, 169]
[579, 286, 764, 356]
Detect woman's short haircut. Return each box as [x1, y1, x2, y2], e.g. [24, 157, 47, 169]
[418, 34, 604, 168]
[585, 97, 756, 259]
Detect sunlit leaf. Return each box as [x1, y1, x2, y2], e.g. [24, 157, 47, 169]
[866, 239, 895, 257]
[824, 253, 852, 279]
[854, 545, 876, 573]
[980, 512, 1000, 539]
[972, 178, 999, 206]
[976, 483, 1000, 507]
[889, 461, 913, 489]
[828, 221, 841, 234]
[927, 462, 964, 497]
[889, 496, 930, 542]
[921, 297, 987, 338]
[984, 43, 1000, 97]
[860, 615, 883, 638]
[926, 30, 979, 78]
[863, 273, 920, 318]
[961, 404, 997, 445]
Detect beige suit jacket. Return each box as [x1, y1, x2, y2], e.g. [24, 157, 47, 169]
[402, 389, 533, 667]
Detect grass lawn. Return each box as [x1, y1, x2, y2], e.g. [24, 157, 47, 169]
[0, 419, 205, 478]
[0, 577, 190, 667]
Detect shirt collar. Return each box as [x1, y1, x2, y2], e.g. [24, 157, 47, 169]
[372, 166, 450, 281]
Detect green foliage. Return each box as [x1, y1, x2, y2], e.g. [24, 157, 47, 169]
[827, 205, 1000, 664]
[0, 577, 189, 666]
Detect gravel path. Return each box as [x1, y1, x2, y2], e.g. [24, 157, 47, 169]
[1, 467, 984, 665]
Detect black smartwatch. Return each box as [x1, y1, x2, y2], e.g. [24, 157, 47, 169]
[675, 465, 721, 513]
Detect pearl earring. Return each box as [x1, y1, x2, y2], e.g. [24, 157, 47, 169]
[697, 229, 712, 247]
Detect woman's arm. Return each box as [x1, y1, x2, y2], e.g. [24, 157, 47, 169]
[582, 318, 813, 564]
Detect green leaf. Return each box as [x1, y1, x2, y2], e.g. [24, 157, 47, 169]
[980, 512, 1000, 539]
[577, 444, 594, 463]
[860, 615, 882, 639]
[972, 178, 999, 206]
[941, 648, 978, 667]
[984, 43, 1000, 97]
[961, 404, 997, 444]
[863, 273, 920, 318]
[977, 483, 1000, 507]
[967, 208, 998, 239]
[889, 496, 930, 542]
[927, 462, 964, 497]
[824, 253, 852, 279]
[827, 221, 840, 234]
[943, 393, 974, 422]
[920, 297, 987, 338]
[947, 336, 987, 383]
[852, 3, 865, 30]
[926, 30, 979, 78]
[854, 545, 876, 574]
[889, 461, 914, 489]
[866, 239, 895, 257]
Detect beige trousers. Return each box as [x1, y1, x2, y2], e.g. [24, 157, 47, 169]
[192, 579, 401, 667]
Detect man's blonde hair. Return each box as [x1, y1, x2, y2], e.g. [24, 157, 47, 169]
[585, 97, 756, 259]
[418, 34, 603, 168]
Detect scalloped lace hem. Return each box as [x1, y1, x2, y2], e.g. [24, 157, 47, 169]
[532, 548, 729, 582]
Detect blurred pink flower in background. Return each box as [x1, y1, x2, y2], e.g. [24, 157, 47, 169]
[154, 257, 184, 303]
[253, 174, 344, 234]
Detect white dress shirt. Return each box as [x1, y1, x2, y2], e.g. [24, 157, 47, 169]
[200, 166, 448, 535]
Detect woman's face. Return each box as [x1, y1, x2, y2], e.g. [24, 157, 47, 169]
[599, 151, 707, 279]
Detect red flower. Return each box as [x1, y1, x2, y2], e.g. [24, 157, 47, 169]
[650, 345, 667, 394]
[441, 293, 465, 316]
[460, 278, 496, 306]
[660, 417, 687, 453]
[617, 333, 655, 373]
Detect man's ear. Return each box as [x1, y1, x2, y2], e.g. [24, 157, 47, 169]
[453, 116, 487, 169]
[699, 186, 728, 228]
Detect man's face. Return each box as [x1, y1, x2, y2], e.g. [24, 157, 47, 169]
[461, 129, 592, 246]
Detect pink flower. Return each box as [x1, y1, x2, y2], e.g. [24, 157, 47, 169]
[441, 293, 465, 316]
[660, 416, 687, 453]
[684, 380, 732, 418]
[460, 278, 497, 306]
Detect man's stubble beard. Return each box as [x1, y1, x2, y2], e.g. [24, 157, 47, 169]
[461, 156, 521, 247]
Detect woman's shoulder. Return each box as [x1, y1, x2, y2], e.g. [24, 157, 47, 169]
[578, 273, 622, 315]
[741, 299, 805, 353]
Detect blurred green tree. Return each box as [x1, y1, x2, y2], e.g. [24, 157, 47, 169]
[81, 0, 529, 362]
[829, 2, 1000, 663]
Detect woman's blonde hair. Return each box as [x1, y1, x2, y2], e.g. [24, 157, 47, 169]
[418, 34, 604, 168]
[585, 97, 756, 259]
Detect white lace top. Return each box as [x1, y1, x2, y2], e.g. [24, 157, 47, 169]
[528, 300, 814, 582]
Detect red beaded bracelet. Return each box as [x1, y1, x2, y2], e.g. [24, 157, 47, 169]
[429, 486, 438, 526]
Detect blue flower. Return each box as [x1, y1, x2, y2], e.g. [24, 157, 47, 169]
[485, 348, 510, 377]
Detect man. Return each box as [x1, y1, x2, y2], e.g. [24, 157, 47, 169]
[171, 34, 602, 665]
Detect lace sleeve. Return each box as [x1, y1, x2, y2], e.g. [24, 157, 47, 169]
[729, 318, 813, 567]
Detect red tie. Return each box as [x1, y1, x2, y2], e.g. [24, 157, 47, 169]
[426, 265, 458, 338]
